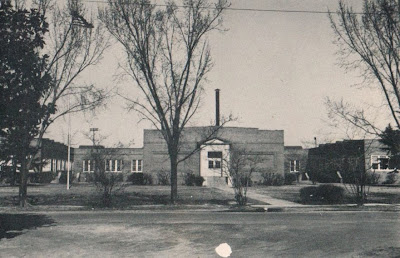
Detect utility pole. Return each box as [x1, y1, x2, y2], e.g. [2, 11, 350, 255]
[67, 96, 71, 190]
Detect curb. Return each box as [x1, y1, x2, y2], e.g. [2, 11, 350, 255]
[252, 203, 400, 213]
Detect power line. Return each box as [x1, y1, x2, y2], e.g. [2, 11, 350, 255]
[84, 0, 364, 15]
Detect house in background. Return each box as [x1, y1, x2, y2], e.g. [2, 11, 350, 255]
[0, 138, 71, 183]
[30, 138, 72, 174]
[306, 139, 396, 184]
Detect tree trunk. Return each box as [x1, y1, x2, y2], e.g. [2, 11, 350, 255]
[170, 151, 178, 204]
[19, 154, 28, 207]
[11, 157, 17, 186]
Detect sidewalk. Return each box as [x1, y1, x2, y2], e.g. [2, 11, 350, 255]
[214, 186, 302, 207]
[213, 186, 400, 212]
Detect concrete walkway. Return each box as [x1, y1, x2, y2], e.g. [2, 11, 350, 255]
[214, 186, 302, 207]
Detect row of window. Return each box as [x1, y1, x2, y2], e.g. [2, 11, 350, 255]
[289, 155, 392, 173]
[42, 159, 69, 172]
[83, 159, 143, 172]
[371, 155, 390, 171]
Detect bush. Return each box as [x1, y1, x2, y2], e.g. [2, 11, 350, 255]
[284, 173, 297, 185]
[366, 172, 380, 185]
[383, 172, 398, 185]
[311, 171, 340, 183]
[129, 173, 144, 185]
[184, 173, 196, 186]
[58, 171, 74, 184]
[128, 173, 153, 185]
[183, 173, 205, 186]
[157, 170, 170, 185]
[261, 173, 284, 186]
[300, 184, 345, 204]
[194, 175, 205, 186]
[299, 186, 318, 204]
[143, 173, 153, 185]
[80, 172, 95, 182]
[29, 172, 55, 184]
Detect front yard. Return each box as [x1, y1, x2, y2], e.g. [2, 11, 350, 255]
[251, 182, 400, 204]
[1, 182, 399, 209]
[0, 183, 241, 209]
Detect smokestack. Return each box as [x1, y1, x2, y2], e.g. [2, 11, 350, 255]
[215, 89, 220, 126]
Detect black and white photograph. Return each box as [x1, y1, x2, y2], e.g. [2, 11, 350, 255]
[0, 0, 399, 257]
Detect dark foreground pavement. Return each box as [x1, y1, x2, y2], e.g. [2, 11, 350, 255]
[0, 211, 399, 257]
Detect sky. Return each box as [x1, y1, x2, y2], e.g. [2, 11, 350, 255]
[45, 0, 382, 148]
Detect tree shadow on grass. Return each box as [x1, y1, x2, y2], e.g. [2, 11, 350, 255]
[0, 214, 55, 240]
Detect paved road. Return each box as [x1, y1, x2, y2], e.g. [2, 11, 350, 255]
[1, 211, 399, 257]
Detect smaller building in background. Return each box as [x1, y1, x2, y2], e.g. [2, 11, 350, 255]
[0, 138, 71, 184]
[72, 145, 143, 181]
[30, 138, 72, 174]
[284, 146, 308, 181]
[306, 139, 395, 184]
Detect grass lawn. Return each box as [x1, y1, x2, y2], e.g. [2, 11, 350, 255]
[0, 183, 241, 209]
[251, 183, 400, 204]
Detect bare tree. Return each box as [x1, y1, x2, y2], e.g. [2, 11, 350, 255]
[223, 148, 263, 206]
[99, 0, 229, 203]
[37, 0, 110, 140]
[90, 146, 126, 207]
[328, 0, 400, 135]
[15, 0, 110, 207]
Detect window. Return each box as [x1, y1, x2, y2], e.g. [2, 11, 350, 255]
[106, 160, 123, 172]
[131, 160, 143, 172]
[371, 155, 390, 170]
[208, 151, 222, 169]
[290, 160, 300, 172]
[208, 160, 214, 169]
[208, 151, 222, 158]
[83, 160, 94, 172]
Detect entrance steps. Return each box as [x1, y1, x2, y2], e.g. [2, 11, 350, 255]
[204, 176, 230, 188]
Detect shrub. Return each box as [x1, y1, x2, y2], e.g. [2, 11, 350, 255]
[128, 173, 153, 185]
[129, 173, 144, 185]
[143, 173, 153, 185]
[366, 172, 380, 185]
[183, 173, 205, 186]
[80, 172, 95, 182]
[383, 172, 397, 185]
[58, 171, 74, 184]
[184, 173, 196, 186]
[28, 172, 55, 184]
[194, 175, 205, 186]
[313, 171, 340, 183]
[316, 184, 344, 204]
[299, 186, 318, 204]
[284, 173, 297, 185]
[157, 170, 170, 185]
[300, 184, 344, 204]
[261, 173, 284, 186]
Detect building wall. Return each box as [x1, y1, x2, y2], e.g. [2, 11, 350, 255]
[364, 139, 397, 183]
[72, 146, 143, 181]
[143, 127, 284, 184]
[30, 138, 71, 173]
[307, 140, 365, 183]
[306, 139, 398, 184]
[284, 146, 308, 180]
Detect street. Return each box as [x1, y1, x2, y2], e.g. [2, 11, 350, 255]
[0, 210, 399, 257]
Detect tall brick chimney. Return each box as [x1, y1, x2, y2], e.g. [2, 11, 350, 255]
[215, 89, 220, 126]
